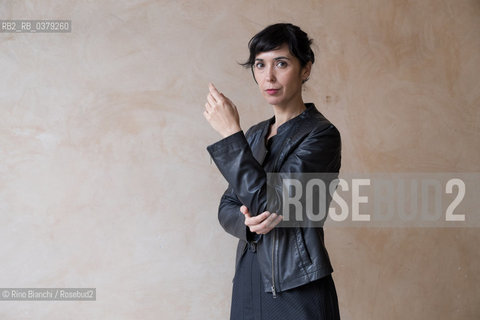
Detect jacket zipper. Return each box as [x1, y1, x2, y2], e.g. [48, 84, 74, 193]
[271, 228, 277, 298]
[264, 129, 277, 298]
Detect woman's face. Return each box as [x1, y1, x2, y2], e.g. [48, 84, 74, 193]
[253, 43, 311, 107]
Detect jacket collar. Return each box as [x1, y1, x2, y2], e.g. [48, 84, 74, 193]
[265, 102, 318, 135]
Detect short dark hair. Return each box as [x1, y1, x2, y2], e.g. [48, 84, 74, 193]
[240, 23, 315, 72]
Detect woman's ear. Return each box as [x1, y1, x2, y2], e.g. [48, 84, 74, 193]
[302, 61, 312, 82]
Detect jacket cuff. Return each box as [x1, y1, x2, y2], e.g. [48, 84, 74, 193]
[247, 230, 261, 243]
[206, 130, 246, 157]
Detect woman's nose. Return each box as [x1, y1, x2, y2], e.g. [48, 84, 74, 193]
[265, 65, 276, 82]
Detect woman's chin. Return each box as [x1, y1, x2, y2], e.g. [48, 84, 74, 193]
[263, 95, 284, 106]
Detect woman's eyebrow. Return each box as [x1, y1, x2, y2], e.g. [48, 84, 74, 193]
[255, 56, 291, 61]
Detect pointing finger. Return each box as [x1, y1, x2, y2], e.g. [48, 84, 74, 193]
[209, 82, 223, 102]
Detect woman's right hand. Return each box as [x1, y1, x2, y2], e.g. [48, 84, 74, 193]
[240, 205, 283, 235]
[203, 83, 242, 138]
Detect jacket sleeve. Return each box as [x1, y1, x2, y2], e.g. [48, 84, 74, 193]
[206, 124, 341, 219]
[217, 183, 260, 241]
[207, 130, 267, 217]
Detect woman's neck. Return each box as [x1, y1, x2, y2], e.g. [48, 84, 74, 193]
[271, 99, 306, 130]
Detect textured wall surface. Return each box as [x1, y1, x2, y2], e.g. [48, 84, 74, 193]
[0, 0, 479, 319]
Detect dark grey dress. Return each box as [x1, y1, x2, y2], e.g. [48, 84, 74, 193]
[229, 130, 341, 320]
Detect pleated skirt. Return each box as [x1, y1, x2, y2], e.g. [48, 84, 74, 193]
[230, 244, 341, 320]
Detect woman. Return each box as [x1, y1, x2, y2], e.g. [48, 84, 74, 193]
[203, 23, 341, 319]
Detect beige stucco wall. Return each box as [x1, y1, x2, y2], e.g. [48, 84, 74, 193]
[0, 0, 479, 319]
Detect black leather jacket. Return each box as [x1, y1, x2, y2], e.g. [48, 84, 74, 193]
[207, 103, 341, 296]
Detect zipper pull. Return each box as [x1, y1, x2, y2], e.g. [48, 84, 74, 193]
[271, 285, 277, 298]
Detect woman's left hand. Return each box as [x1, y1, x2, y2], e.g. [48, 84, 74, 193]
[203, 82, 242, 138]
[240, 205, 283, 235]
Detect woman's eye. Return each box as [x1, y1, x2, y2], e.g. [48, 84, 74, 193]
[255, 62, 264, 69]
[276, 61, 287, 68]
